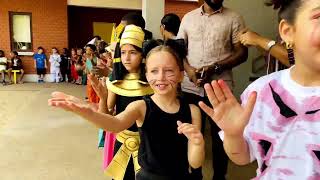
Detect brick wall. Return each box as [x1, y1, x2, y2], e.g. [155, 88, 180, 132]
[0, 0, 68, 74]
[165, 0, 200, 19]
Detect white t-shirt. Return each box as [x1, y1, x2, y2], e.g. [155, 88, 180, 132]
[240, 67, 320, 179]
[0, 57, 7, 71]
[49, 54, 61, 70]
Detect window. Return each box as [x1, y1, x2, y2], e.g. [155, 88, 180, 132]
[9, 12, 33, 52]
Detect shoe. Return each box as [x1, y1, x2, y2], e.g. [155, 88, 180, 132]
[38, 79, 41, 83]
[2, 81, 6, 86]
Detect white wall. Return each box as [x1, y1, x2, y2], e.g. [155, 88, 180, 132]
[142, 0, 165, 39]
[67, 0, 142, 10]
[224, 0, 279, 97]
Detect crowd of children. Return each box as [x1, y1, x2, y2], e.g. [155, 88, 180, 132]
[0, 50, 25, 85]
[0, 38, 113, 86]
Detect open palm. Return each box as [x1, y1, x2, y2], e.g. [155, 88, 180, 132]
[199, 80, 257, 137]
[48, 92, 97, 118]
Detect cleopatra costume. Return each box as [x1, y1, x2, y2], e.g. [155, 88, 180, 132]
[104, 73, 153, 180]
[100, 23, 125, 170]
[103, 25, 153, 180]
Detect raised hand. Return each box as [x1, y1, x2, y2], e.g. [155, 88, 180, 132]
[177, 121, 204, 145]
[91, 66, 110, 78]
[48, 92, 96, 117]
[199, 80, 257, 137]
[185, 65, 199, 87]
[195, 66, 212, 87]
[88, 74, 108, 100]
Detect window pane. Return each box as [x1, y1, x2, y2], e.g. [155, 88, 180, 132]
[10, 13, 32, 51]
[13, 15, 31, 42]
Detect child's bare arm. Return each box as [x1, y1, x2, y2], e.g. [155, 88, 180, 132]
[97, 90, 115, 115]
[188, 105, 205, 168]
[98, 97, 108, 114]
[223, 134, 250, 165]
[178, 104, 205, 169]
[106, 90, 117, 114]
[49, 92, 145, 133]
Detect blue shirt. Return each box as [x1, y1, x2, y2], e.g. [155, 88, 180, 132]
[34, 53, 46, 69]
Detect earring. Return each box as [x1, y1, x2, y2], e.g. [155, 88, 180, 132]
[286, 42, 295, 65]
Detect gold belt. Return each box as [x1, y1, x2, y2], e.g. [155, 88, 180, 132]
[104, 130, 141, 180]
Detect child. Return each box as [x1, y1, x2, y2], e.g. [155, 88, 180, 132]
[49, 37, 205, 179]
[160, 13, 181, 41]
[100, 25, 154, 178]
[7, 51, 24, 84]
[60, 48, 71, 82]
[84, 44, 100, 103]
[75, 48, 85, 85]
[70, 48, 78, 83]
[199, 0, 320, 179]
[0, 50, 8, 85]
[93, 25, 153, 178]
[34, 47, 47, 83]
[49, 47, 62, 83]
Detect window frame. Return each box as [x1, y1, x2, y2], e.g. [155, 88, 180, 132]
[9, 11, 33, 52]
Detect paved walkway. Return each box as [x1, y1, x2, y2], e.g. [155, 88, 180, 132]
[0, 83, 256, 180]
[0, 83, 107, 180]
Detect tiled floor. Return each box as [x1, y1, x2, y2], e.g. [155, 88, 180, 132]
[0, 83, 257, 180]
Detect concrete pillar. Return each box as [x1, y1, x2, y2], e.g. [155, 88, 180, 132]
[142, 0, 165, 39]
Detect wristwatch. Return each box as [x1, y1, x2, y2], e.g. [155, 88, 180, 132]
[267, 40, 276, 51]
